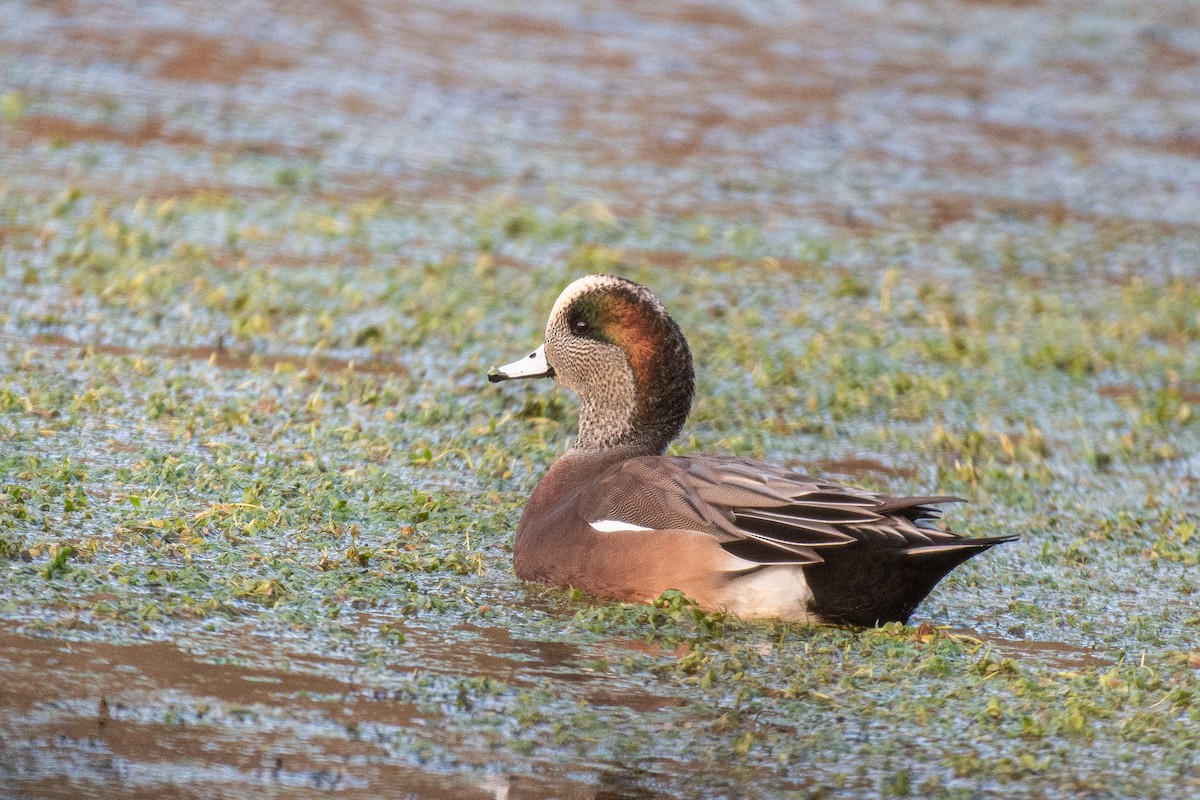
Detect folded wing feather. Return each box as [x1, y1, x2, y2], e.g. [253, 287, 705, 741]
[579, 455, 967, 565]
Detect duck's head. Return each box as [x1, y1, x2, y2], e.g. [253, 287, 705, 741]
[489, 274, 695, 454]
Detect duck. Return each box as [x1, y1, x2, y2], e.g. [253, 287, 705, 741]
[488, 274, 1016, 626]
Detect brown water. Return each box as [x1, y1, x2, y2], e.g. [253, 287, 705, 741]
[0, 619, 672, 799]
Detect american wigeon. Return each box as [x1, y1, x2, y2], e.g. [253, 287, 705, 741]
[488, 274, 1015, 626]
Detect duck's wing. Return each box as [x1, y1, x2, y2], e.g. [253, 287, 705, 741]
[577, 455, 1002, 566]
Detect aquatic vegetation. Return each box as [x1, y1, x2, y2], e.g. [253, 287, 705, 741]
[2, 182, 1198, 798]
[2, 0, 1199, 795]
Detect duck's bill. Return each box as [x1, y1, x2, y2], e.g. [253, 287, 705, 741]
[487, 343, 555, 382]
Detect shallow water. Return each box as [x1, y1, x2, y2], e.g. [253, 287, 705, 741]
[2, 0, 1200, 798]
[0, 621, 611, 799]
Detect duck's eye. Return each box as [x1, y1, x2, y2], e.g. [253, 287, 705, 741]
[571, 318, 592, 335]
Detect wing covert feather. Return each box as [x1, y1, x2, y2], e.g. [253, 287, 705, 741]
[576, 455, 970, 566]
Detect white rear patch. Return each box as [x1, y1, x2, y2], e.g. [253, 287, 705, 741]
[588, 519, 654, 533]
[717, 556, 817, 623]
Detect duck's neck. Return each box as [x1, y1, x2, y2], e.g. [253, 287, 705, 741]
[571, 356, 693, 457]
[573, 399, 679, 457]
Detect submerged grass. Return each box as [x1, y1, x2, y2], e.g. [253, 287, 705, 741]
[2, 185, 1199, 797]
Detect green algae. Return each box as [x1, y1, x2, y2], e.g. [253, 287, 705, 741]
[1, 182, 1198, 798]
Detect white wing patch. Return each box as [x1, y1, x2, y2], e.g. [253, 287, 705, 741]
[588, 519, 654, 533]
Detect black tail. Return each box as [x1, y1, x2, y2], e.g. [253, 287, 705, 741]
[803, 535, 1017, 627]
